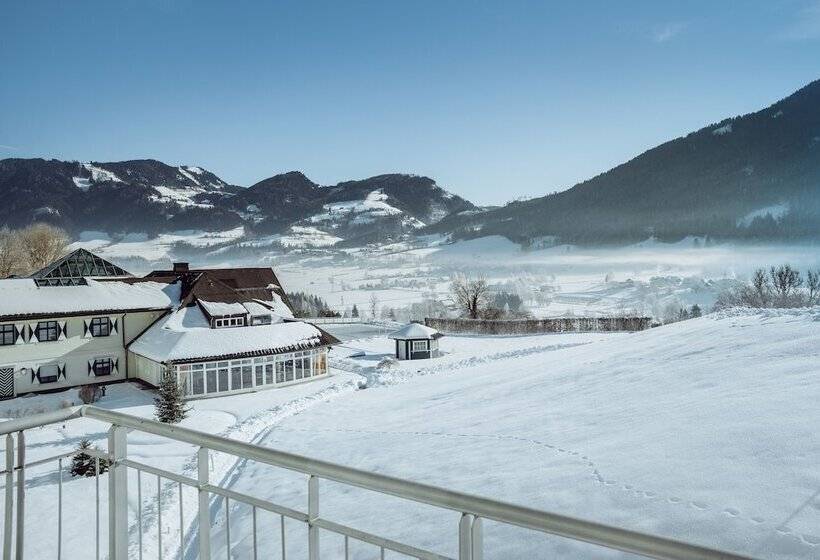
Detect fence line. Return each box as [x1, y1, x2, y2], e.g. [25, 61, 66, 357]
[425, 317, 651, 335]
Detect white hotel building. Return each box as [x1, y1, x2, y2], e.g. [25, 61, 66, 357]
[0, 249, 337, 400]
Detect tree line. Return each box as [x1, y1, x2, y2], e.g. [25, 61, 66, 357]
[716, 264, 820, 309]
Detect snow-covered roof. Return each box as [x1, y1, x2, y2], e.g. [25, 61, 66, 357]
[0, 278, 180, 320]
[388, 323, 442, 340]
[243, 301, 273, 317]
[129, 305, 329, 363]
[198, 300, 248, 317]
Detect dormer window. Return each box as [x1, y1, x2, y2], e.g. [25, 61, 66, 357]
[214, 317, 245, 328]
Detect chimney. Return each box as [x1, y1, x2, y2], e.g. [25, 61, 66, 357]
[173, 262, 189, 273]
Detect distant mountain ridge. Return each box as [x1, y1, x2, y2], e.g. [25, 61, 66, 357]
[0, 158, 475, 245]
[4, 78, 820, 249]
[428, 78, 820, 244]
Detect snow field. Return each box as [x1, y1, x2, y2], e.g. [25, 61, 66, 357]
[219, 309, 820, 558]
[3, 310, 819, 558]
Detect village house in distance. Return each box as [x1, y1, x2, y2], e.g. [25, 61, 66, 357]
[0, 249, 337, 400]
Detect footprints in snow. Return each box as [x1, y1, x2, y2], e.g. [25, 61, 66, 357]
[275, 425, 819, 549]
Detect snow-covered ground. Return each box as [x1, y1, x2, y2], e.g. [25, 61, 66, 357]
[3, 309, 819, 559]
[218, 309, 820, 559]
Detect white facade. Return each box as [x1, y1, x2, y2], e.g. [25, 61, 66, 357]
[0, 257, 335, 399]
[0, 310, 165, 398]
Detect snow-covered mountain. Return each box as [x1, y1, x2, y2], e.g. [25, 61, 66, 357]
[0, 159, 474, 247]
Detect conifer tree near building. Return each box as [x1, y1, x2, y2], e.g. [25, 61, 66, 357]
[155, 373, 190, 424]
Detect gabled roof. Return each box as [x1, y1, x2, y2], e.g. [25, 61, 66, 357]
[30, 248, 132, 286]
[142, 267, 292, 313]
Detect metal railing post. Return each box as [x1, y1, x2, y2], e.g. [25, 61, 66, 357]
[14, 431, 24, 560]
[471, 517, 483, 560]
[197, 447, 211, 560]
[458, 513, 473, 560]
[107, 425, 128, 560]
[3, 434, 13, 560]
[308, 475, 319, 560]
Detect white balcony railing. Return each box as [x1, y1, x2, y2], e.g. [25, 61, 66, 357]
[0, 406, 756, 560]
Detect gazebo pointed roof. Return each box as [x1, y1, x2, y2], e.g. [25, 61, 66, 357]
[388, 323, 443, 340]
[30, 248, 132, 286]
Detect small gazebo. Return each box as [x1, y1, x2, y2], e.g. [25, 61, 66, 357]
[388, 323, 443, 360]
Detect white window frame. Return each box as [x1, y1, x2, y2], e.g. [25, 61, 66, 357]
[176, 349, 327, 398]
[412, 340, 428, 352]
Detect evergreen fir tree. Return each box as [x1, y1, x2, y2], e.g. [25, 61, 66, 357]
[351, 304, 359, 318]
[70, 439, 109, 478]
[155, 373, 190, 424]
[690, 304, 702, 318]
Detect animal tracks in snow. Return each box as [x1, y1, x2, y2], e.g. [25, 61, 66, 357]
[274, 425, 819, 550]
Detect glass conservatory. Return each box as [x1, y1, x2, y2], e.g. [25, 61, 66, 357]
[174, 348, 328, 398]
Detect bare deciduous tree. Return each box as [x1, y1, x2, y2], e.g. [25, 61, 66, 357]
[715, 263, 817, 310]
[751, 268, 770, 307]
[368, 292, 379, 319]
[769, 264, 803, 307]
[808, 270, 820, 305]
[0, 227, 23, 278]
[451, 275, 489, 319]
[17, 223, 69, 273]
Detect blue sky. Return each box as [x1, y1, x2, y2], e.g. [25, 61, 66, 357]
[2, 1, 820, 205]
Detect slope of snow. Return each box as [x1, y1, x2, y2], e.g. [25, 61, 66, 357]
[310, 190, 403, 224]
[232, 227, 343, 250]
[150, 185, 214, 208]
[738, 203, 790, 227]
[712, 123, 733, 135]
[87, 228, 246, 261]
[82, 163, 123, 183]
[3, 311, 820, 559]
[72, 176, 92, 191]
[217, 309, 820, 559]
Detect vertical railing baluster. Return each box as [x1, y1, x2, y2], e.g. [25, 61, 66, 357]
[280, 515, 285, 560]
[380, 545, 385, 560]
[196, 448, 210, 560]
[458, 513, 473, 560]
[307, 475, 319, 560]
[95, 457, 100, 560]
[344, 535, 348, 560]
[251, 506, 257, 560]
[178, 482, 184, 560]
[57, 458, 62, 560]
[14, 431, 25, 560]
[225, 496, 230, 559]
[3, 434, 12, 560]
[471, 517, 483, 560]
[137, 469, 142, 560]
[108, 426, 128, 560]
[157, 475, 163, 560]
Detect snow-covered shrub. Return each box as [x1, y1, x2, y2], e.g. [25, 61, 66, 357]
[376, 357, 399, 370]
[78, 384, 103, 404]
